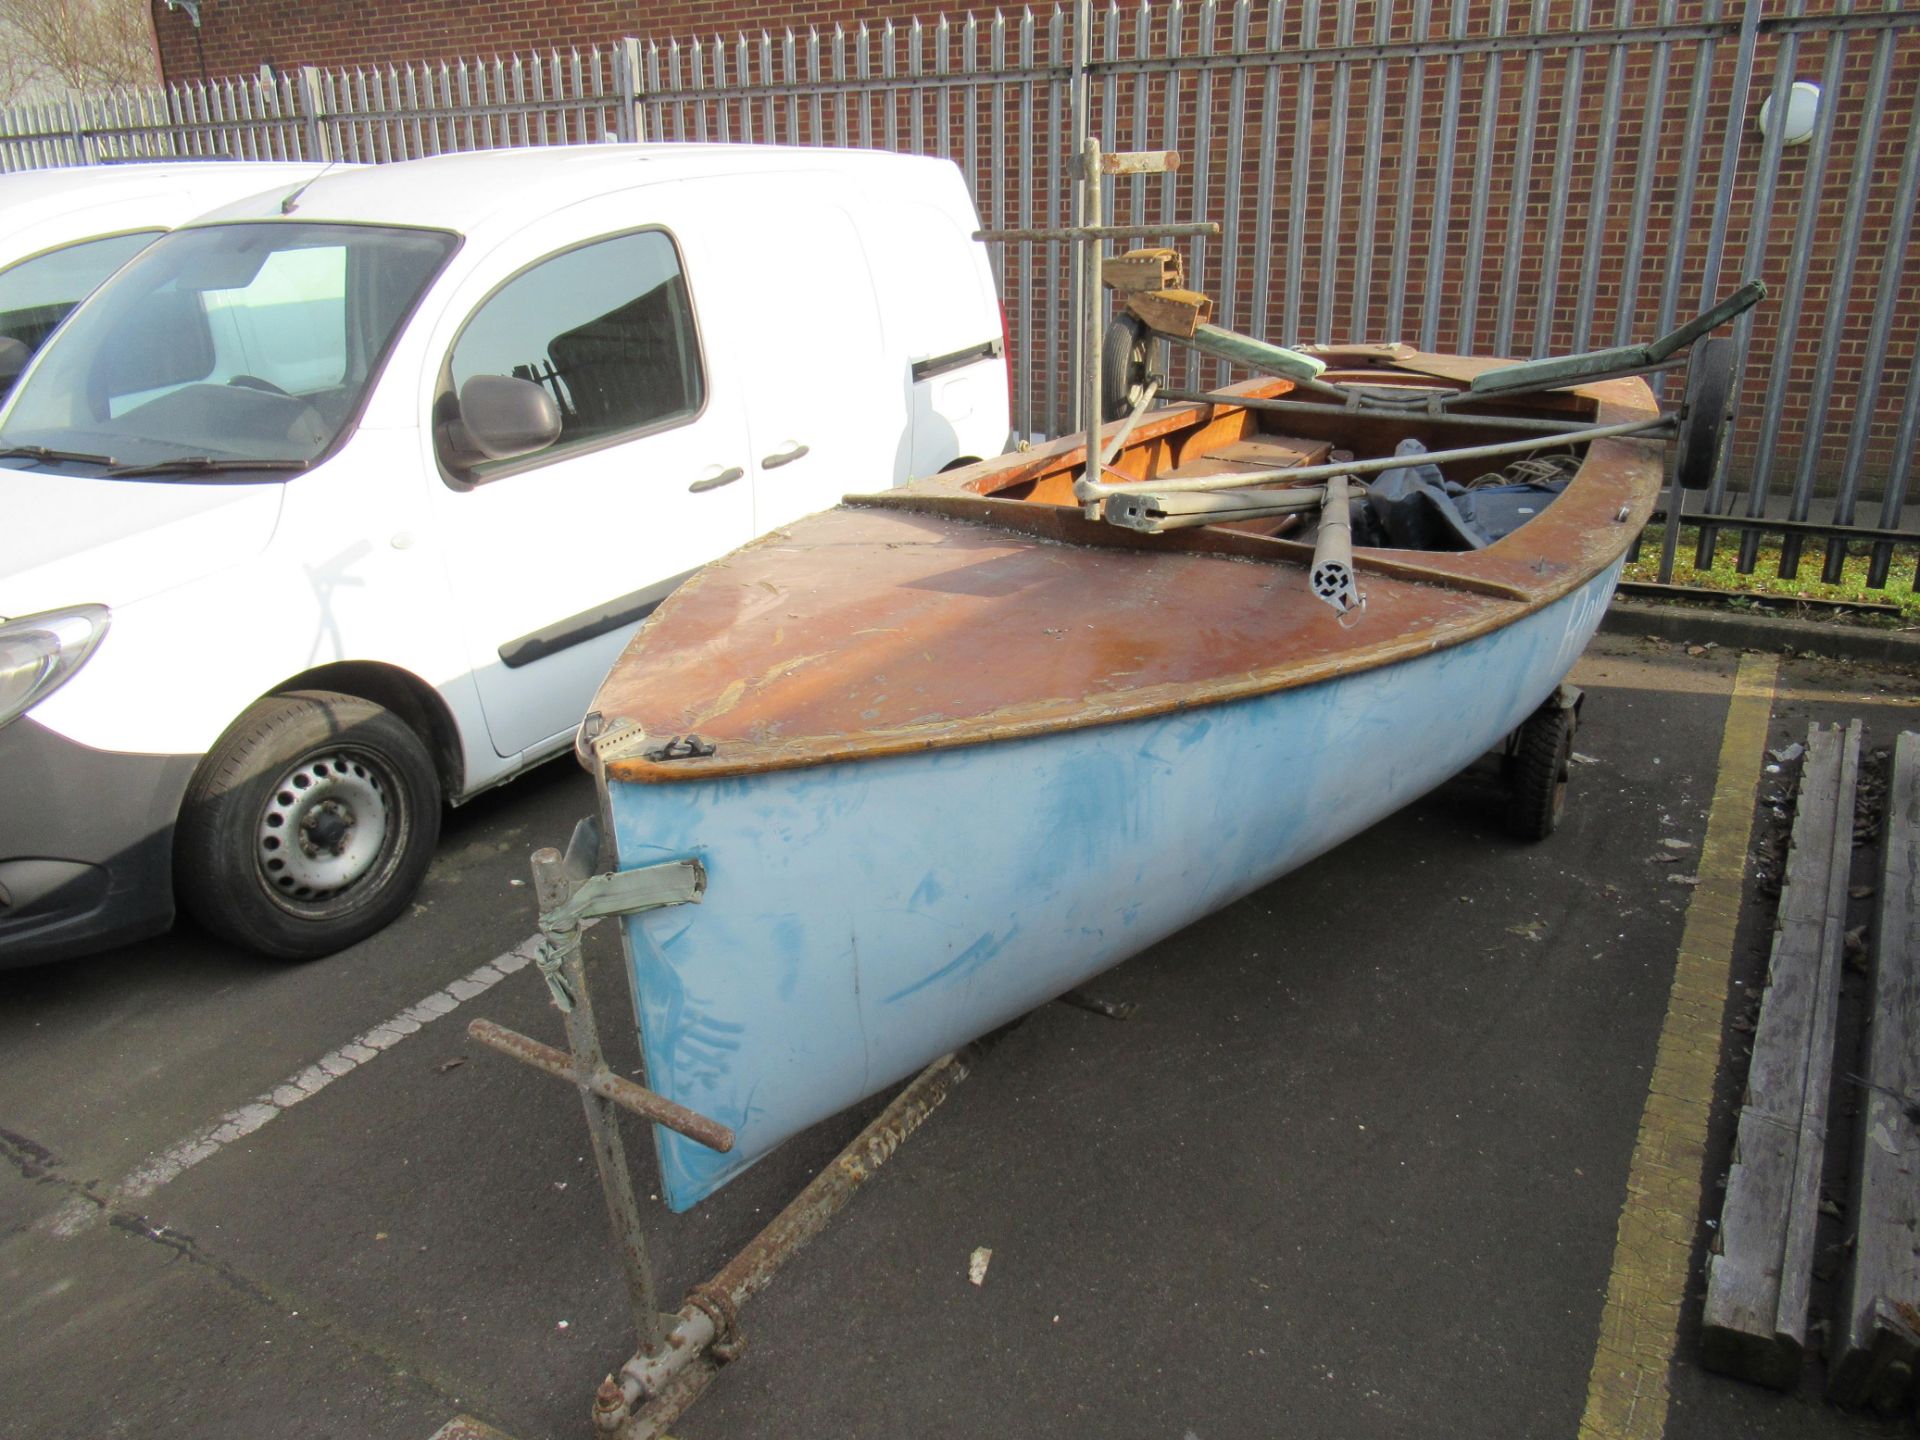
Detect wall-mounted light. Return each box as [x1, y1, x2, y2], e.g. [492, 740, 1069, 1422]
[163, 0, 209, 86]
[1758, 81, 1821, 146]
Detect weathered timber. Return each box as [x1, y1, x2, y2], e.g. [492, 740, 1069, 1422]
[1830, 730, 1920, 1412]
[1098, 149, 1180, 176]
[1467, 280, 1768, 395]
[1183, 321, 1328, 383]
[1703, 719, 1862, 1388]
[1125, 288, 1213, 339]
[1102, 247, 1183, 292]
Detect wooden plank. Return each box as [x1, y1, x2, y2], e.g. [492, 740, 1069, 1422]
[1702, 720, 1862, 1388]
[1153, 435, 1333, 483]
[1125, 288, 1213, 339]
[1467, 342, 1652, 394]
[1202, 437, 1335, 470]
[1098, 149, 1180, 176]
[1295, 341, 1417, 366]
[1830, 729, 1920, 1411]
[1101, 247, 1183, 293]
[1184, 322, 1329, 382]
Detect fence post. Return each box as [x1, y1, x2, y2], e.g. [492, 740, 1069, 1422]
[1684, 0, 1766, 577]
[65, 95, 96, 165]
[616, 37, 645, 141]
[297, 65, 331, 161]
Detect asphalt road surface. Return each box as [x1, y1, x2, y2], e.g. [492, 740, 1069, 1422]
[3, 632, 1915, 1440]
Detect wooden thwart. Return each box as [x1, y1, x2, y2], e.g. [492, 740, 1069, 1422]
[1702, 720, 1861, 1389]
[1829, 730, 1920, 1413]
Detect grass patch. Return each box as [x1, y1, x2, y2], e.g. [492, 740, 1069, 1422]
[1624, 524, 1920, 622]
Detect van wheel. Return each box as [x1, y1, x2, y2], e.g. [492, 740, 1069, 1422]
[176, 690, 441, 960]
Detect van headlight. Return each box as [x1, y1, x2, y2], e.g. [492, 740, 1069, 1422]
[0, 605, 110, 729]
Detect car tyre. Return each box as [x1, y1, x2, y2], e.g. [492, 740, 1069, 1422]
[176, 690, 441, 959]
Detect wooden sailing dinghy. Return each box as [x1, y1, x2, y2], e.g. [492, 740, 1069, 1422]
[460, 137, 1762, 1440]
[578, 342, 1702, 1211]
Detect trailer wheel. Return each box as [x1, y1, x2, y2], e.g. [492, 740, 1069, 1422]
[1676, 336, 1736, 492]
[1507, 704, 1575, 842]
[176, 690, 441, 959]
[1101, 313, 1154, 423]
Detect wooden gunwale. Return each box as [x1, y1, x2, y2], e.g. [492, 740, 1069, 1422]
[597, 364, 1662, 785]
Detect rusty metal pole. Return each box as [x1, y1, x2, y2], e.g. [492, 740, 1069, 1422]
[1081, 134, 1105, 513]
[467, 1018, 735, 1153]
[599, 1041, 992, 1434]
[1067, 0, 1090, 432]
[529, 847, 670, 1358]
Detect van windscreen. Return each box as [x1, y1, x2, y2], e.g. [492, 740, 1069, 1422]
[0, 221, 457, 476]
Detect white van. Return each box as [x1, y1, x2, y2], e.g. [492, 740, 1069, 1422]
[0, 161, 333, 392]
[0, 144, 1010, 965]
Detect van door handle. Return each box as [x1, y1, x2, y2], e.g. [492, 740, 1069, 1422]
[760, 443, 810, 470]
[688, 465, 744, 493]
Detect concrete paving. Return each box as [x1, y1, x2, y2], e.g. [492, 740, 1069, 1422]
[2, 630, 1915, 1440]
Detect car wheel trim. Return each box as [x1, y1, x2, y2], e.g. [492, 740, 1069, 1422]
[255, 748, 398, 910]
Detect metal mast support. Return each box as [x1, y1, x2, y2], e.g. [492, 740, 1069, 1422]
[1080, 135, 1104, 490]
[975, 140, 1212, 510]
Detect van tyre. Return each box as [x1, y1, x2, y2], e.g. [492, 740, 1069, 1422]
[176, 690, 440, 960]
[1507, 704, 1574, 842]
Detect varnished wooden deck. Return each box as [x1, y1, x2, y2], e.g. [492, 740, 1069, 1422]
[592, 366, 1664, 783]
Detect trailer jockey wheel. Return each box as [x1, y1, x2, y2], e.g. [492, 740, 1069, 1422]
[1675, 335, 1736, 492]
[1101, 313, 1154, 422]
[1507, 690, 1580, 842]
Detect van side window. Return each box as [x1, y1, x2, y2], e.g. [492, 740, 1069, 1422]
[0, 231, 162, 357]
[447, 230, 703, 466]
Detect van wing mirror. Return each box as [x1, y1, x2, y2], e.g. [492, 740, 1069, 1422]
[438, 374, 563, 471]
[0, 335, 29, 391]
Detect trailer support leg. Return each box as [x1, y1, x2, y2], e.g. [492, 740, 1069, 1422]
[595, 1041, 990, 1439]
[473, 819, 997, 1440]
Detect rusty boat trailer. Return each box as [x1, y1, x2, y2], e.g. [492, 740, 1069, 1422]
[462, 803, 995, 1440]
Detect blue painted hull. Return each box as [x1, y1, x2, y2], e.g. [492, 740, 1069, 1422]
[608, 560, 1621, 1209]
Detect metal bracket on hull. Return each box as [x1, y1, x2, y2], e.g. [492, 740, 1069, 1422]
[466, 814, 993, 1440]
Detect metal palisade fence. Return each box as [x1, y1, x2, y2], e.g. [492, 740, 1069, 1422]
[3, 2, 1919, 589]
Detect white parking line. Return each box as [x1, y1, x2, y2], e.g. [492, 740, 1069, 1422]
[49, 934, 545, 1239]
